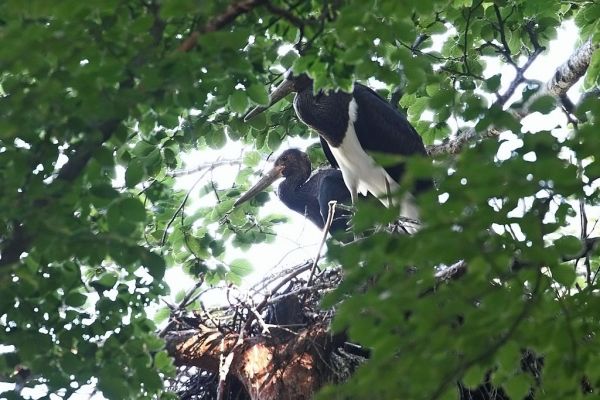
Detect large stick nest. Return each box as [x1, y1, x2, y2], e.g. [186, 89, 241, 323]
[162, 261, 368, 400]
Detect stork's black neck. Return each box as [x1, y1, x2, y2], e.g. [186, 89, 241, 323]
[277, 172, 324, 229]
[293, 88, 353, 148]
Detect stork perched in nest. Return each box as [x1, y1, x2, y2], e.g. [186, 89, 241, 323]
[233, 149, 352, 233]
[245, 72, 431, 232]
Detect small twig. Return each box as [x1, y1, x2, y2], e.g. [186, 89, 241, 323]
[199, 301, 226, 333]
[492, 4, 518, 69]
[161, 169, 211, 247]
[216, 336, 237, 400]
[242, 261, 313, 333]
[250, 259, 316, 293]
[266, 282, 339, 306]
[239, 297, 271, 334]
[170, 158, 243, 177]
[179, 279, 205, 310]
[574, 159, 590, 279]
[461, 0, 484, 76]
[264, 0, 311, 28]
[305, 201, 337, 291]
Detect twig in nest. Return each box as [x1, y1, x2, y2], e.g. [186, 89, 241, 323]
[236, 294, 271, 334]
[305, 201, 337, 291]
[242, 261, 313, 333]
[216, 336, 237, 400]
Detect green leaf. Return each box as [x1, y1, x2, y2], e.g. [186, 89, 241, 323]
[93, 272, 118, 290]
[65, 292, 87, 307]
[529, 95, 557, 114]
[550, 264, 577, 287]
[227, 258, 253, 285]
[504, 374, 531, 399]
[141, 251, 166, 280]
[280, 51, 299, 68]
[153, 306, 170, 324]
[554, 235, 582, 256]
[91, 183, 120, 199]
[243, 151, 261, 167]
[462, 365, 486, 387]
[484, 74, 501, 92]
[125, 158, 145, 188]
[229, 91, 248, 114]
[120, 198, 147, 222]
[247, 84, 270, 106]
[98, 374, 130, 399]
[154, 350, 172, 370]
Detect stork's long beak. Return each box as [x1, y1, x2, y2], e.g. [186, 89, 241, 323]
[243, 78, 295, 121]
[233, 165, 284, 207]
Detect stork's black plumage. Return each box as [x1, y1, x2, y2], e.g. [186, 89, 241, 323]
[244, 73, 431, 229]
[233, 149, 352, 232]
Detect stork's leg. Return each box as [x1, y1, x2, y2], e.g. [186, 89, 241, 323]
[384, 177, 393, 208]
[399, 194, 420, 234]
[349, 187, 363, 241]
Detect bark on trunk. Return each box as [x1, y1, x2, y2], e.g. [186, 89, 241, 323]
[166, 324, 332, 400]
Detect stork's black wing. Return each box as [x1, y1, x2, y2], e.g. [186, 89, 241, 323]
[319, 135, 339, 168]
[316, 170, 351, 233]
[352, 83, 427, 184]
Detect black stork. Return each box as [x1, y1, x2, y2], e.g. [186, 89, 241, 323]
[244, 72, 430, 230]
[233, 148, 352, 233]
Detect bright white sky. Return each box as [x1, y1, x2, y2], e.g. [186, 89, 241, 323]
[6, 19, 596, 400]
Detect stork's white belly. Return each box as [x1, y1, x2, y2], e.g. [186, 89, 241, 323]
[330, 99, 420, 223]
[330, 127, 398, 205]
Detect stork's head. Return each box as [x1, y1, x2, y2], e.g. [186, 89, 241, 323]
[233, 149, 311, 208]
[243, 72, 312, 121]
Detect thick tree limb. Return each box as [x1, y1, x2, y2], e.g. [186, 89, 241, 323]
[426, 38, 599, 157]
[263, 1, 307, 29]
[178, 0, 266, 52]
[426, 127, 501, 157]
[546, 38, 599, 97]
[430, 236, 600, 288]
[177, 0, 313, 52]
[0, 224, 30, 269]
[0, 119, 120, 268]
[165, 324, 331, 400]
[56, 119, 119, 182]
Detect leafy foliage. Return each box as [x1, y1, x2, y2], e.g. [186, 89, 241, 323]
[0, 0, 599, 399]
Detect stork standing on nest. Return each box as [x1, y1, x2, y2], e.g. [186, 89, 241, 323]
[245, 72, 431, 231]
[233, 149, 352, 233]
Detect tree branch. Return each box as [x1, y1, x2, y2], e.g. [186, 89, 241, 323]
[426, 37, 596, 156]
[169, 158, 243, 177]
[56, 119, 119, 182]
[426, 127, 501, 157]
[429, 236, 600, 291]
[0, 118, 122, 268]
[263, 0, 308, 29]
[546, 38, 599, 97]
[178, 0, 266, 52]
[492, 4, 518, 69]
